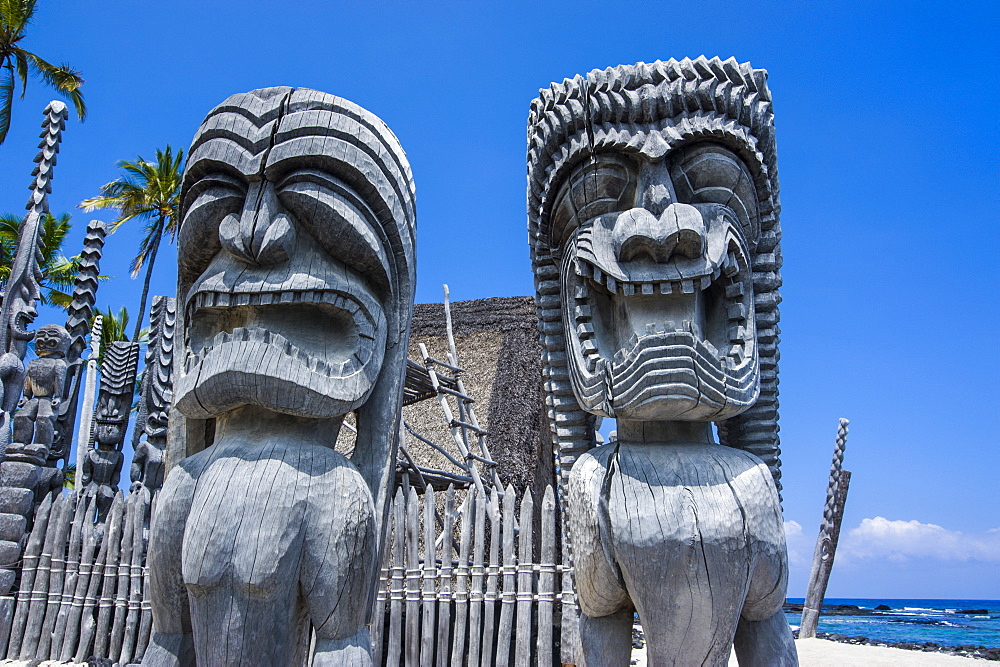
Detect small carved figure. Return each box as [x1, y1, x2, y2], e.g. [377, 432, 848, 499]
[81, 341, 138, 521]
[144, 88, 415, 666]
[130, 296, 174, 492]
[529, 59, 795, 665]
[11, 324, 70, 454]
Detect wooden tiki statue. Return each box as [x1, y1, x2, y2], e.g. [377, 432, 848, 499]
[144, 87, 416, 666]
[527, 59, 795, 666]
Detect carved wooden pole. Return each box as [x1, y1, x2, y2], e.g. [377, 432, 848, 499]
[0, 102, 69, 635]
[0, 101, 68, 445]
[54, 220, 107, 468]
[74, 315, 102, 489]
[130, 296, 175, 491]
[800, 418, 851, 638]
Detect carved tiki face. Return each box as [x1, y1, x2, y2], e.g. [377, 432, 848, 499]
[174, 88, 416, 421]
[34, 324, 69, 358]
[529, 59, 782, 431]
[554, 145, 760, 421]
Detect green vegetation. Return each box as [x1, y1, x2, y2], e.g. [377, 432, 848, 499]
[0, 211, 92, 309]
[0, 0, 86, 144]
[81, 146, 183, 341]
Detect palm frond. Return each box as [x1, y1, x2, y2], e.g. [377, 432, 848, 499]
[0, 0, 35, 35]
[23, 51, 84, 120]
[0, 63, 14, 144]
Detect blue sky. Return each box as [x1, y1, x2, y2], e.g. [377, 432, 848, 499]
[0, 1, 997, 599]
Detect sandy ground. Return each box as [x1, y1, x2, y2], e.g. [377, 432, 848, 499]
[626, 638, 987, 665]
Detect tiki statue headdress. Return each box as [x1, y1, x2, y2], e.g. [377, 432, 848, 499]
[528, 56, 782, 487]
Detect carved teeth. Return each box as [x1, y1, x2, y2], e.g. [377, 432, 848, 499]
[660, 282, 673, 295]
[641, 283, 654, 296]
[725, 283, 745, 299]
[623, 283, 635, 296]
[681, 280, 695, 294]
[606, 276, 616, 292]
[645, 323, 656, 334]
[574, 305, 591, 322]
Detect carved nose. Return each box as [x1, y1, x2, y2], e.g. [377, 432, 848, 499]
[613, 203, 706, 263]
[219, 180, 296, 266]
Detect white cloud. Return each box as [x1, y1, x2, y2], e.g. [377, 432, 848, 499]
[783, 520, 812, 567]
[840, 517, 1000, 563]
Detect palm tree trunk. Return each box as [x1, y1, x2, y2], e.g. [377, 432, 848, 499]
[132, 216, 162, 342]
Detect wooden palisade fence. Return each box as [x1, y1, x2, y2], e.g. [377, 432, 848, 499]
[2, 487, 155, 663]
[0, 483, 567, 665]
[374, 483, 563, 667]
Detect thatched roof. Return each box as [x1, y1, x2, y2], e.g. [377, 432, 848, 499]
[405, 297, 551, 496]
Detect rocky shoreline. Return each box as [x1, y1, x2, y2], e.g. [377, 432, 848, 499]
[782, 604, 1000, 661]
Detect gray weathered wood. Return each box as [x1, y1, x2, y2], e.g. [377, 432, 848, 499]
[421, 487, 438, 664]
[20, 492, 66, 658]
[135, 491, 158, 660]
[93, 491, 124, 658]
[536, 485, 555, 667]
[120, 489, 149, 664]
[147, 87, 416, 666]
[528, 58, 793, 666]
[109, 489, 136, 659]
[801, 419, 852, 640]
[451, 491, 474, 667]
[370, 509, 389, 667]
[480, 493, 500, 667]
[5, 491, 53, 658]
[405, 486, 420, 666]
[386, 487, 404, 667]
[436, 486, 454, 667]
[60, 495, 97, 660]
[50, 492, 86, 658]
[37, 491, 75, 657]
[466, 490, 486, 667]
[514, 488, 533, 667]
[75, 493, 120, 660]
[496, 485, 517, 667]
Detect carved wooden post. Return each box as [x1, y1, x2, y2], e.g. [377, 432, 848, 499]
[527, 59, 796, 665]
[130, 296, 175, 491]
[144, 87, 416, 666]
[0, 103, 70, 636]
[53, 219, 107, 469]
[800, 418, 852, 639]
[81, 341, 139, 523]
[74, 316, 101, 489]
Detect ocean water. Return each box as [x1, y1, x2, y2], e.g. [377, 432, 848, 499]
[784, 598, 1000, 648]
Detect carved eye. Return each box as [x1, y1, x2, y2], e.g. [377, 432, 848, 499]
[669, 144, 759, 243]
[551, 155, 635, 246]
[178, 173, 246, 284]
[276, 169, 391, 297]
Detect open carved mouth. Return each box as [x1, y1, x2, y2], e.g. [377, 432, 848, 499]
[185, 288, 380, 379]
[563, 207, 758, 420]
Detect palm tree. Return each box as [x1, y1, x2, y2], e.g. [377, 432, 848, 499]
[0, 211, 87, 309]
[93, 304, 132, 368]
[0, 0, 86, 145]
[80, 146, 183, 341]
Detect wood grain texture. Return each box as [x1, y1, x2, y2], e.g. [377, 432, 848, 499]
[528, 59, 793, 666]
[148, 86, 416, 666]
